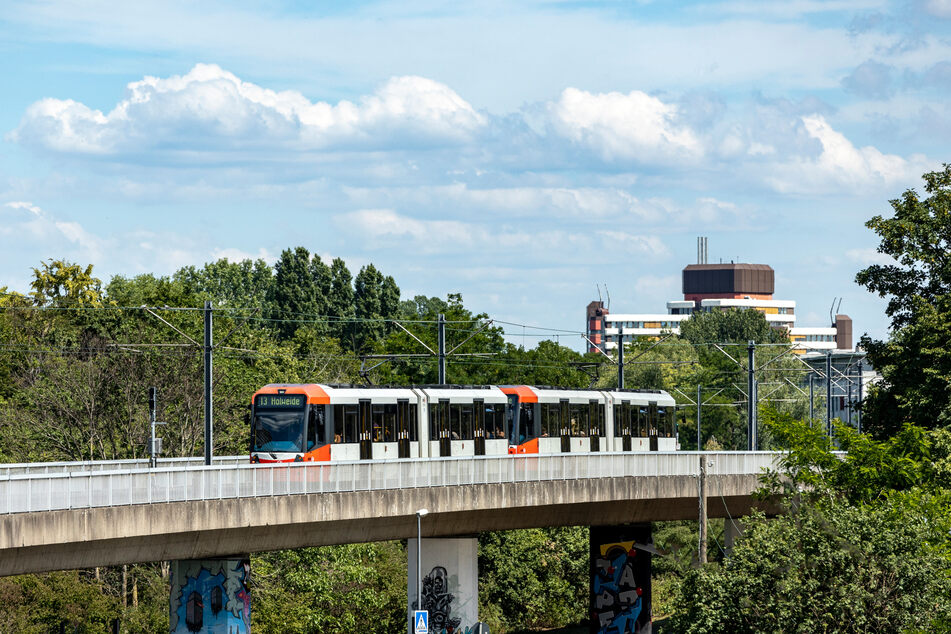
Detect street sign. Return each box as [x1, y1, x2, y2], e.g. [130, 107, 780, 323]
[414, 610, 428, 634]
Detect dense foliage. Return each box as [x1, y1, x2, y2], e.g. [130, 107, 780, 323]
[0, 251, 601, 633]
[856, 165, 951, 436]
[667, 412, 951, 633]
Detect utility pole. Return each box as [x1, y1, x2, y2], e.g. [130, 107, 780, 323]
[437, 313, 446, 385]
[825, 351, 832, 436]
[856, 362, 863, 433]
[847, 376, 853, 426]
[698, 455, 707, 564]
[204, 300, 213, 466]
[696, 384, 701, 450]
[148, 387, 166, 468]
[617, 329, 625, 389]
[747, 340, 755, 451]
[809, 373, 814, 422]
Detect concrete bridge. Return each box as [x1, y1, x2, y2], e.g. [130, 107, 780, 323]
[0, 451, 780, 577]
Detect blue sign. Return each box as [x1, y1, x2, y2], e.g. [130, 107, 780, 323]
[414, 610, 428, 634]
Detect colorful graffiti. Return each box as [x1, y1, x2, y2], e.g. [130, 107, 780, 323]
[590, 525, 652, 634]
[170, 558, 250, 633]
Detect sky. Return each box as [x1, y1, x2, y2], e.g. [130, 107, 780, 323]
[2, 0, 950, 348]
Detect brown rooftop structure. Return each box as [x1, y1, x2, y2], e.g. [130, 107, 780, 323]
[682, 263, 775, 301]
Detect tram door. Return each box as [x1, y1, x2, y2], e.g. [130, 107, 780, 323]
[358, 399, 372, 459]
[438, 398, 451, 457]
[560, 399, 571, 453]
[473, 399, 486, 456]
[621, 402, 632, 451]
[397, 398, 410, 458]
[648, 401, 659, 451]
[589, 400, 600, 452]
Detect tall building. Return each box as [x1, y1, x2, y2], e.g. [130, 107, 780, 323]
[586, 240, 853, 354]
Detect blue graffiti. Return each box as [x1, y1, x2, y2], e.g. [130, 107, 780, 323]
[593, 548, 643, 634]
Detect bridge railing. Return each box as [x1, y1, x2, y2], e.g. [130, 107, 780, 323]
[0, 451, 782, 515]
[0, 456, 247, 478]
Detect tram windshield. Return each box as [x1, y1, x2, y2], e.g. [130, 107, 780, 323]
[252, 394, 307, 452]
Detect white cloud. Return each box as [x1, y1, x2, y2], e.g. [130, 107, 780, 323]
[4, 201, 43, 215]
[593, 231, 670, 258]
[343, 183, 680, 222]
[2, 201, 103, 259]
[846, 247, 894, 266]
[767, 115, 933, 193]
[923, 0, 951, 18]
[548, 87, 702, 162]
[9, 64, 487, 155]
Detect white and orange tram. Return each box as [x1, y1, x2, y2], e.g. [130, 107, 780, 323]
[249, 383, 677, 463]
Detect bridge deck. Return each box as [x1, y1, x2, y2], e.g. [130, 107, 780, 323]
[0, 452, 782, 575]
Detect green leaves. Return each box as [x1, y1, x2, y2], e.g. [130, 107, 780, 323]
[668, 501, 951, 634]
[857, 165, 951, 437]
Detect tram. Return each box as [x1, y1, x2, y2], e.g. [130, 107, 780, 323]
[250, 384, 677, 463]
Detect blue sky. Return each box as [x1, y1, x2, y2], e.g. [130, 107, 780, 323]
[3, 0, 951, 347]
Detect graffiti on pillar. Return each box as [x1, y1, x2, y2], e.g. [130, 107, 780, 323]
[412, 565, 470, 634]
[170, 558, 250, 633]
[590, 524, 652, 634]
[593, 542, 644, 633]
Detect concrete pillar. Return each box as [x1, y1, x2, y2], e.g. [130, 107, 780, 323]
[591, 524, 652, 634]
[169, 557, 250, 633]
[723, 519, 745, 559]
[408, 537, 478, 634]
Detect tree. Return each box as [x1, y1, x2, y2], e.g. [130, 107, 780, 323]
[29, 259, 102, 307]
[352, 264, 385, 353]
[856, 164, 951, 329]
[268, 247, 321, 340]
[678, 308, 787, 348]
[174, 257, 273, 309]
[327, 258, 354, 343]
[667, 415, 951, 633]
[376, 294, 507, 385]
[677, 309, 790, 449]
[855, 165, 951, 436]
[479, 527, 589, 632]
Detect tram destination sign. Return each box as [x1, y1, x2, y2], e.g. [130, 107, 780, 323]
[254, 394, 306, 409]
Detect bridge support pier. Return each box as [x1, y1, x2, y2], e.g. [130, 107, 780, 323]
[591, 524, 652, 634]
[723, 519, 745, 559]
[408, 537, 479, 633]
[169, 556, 250, 633]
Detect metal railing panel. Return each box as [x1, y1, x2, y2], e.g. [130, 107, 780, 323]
[0, 452, 789, 515]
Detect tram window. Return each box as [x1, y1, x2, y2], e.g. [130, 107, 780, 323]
[520, 404, 537, 441]
[383, 404, 397, 442]
[450, 405, 461, 440]
[638, 407, 648, 437]
[371, 405, 385, 441]
[540, 403, 552, 438]
[589, 402, 602, 437]
[485, 404, 505, 438]
[333, 405, 358, 443]
[506, 395, 519, 444]
[569, 404, 583, 436]
[460, 404, 473, 440]
[308, 405, 326, 448]
[663, 407, 675, 437]
[408, 404, 418, 442]
[429, 404, 439, 441]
